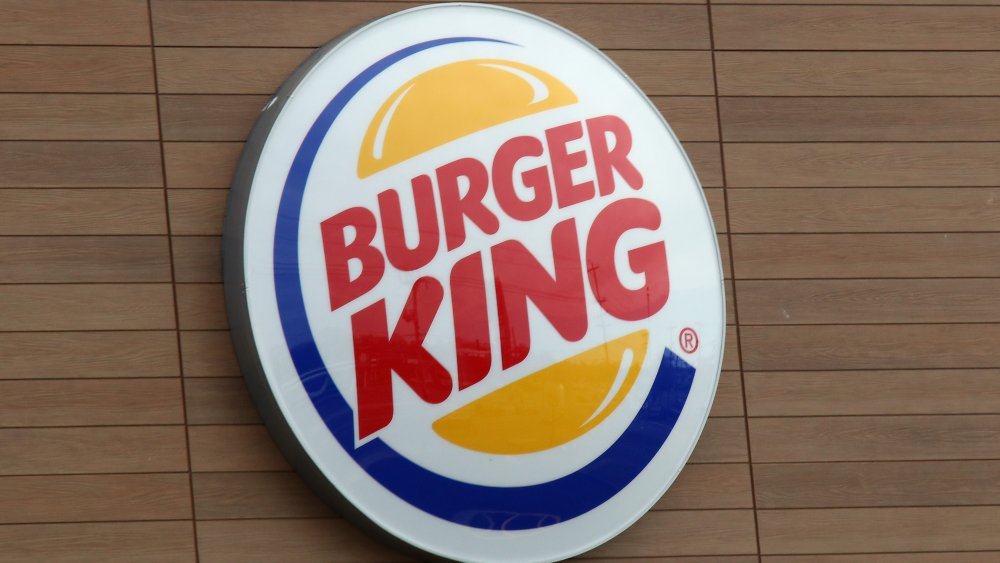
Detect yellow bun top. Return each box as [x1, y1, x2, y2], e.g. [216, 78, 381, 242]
[358, 59, 578, 178]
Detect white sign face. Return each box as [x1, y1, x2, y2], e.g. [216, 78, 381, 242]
[224, 4, 725, 562]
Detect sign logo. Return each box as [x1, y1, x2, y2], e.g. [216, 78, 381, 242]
[225, 5, 724, 562]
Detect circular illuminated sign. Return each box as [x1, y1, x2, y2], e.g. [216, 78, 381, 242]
[224, 4, 724, 561]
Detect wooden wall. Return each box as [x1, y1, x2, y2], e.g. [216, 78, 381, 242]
[2, 0, 999, 560]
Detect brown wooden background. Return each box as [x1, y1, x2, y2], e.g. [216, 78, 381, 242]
[2, 0, 1000, 561]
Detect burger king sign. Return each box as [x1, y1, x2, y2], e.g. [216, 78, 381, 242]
[224, 4, 725, 561]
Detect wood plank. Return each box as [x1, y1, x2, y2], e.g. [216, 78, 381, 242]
[0, 0, 149, 45]
[152, 2, 710, 50]
[750, 415, 1000, 463]
[189, 425, 289, 472]
[705, 188, 727, 233]
[0, 379, 184, 427]
[176, 283, 228, 330]
[729, 188, 1000, 233]
[758, 506, 1000, 554]
[156, 48, 715, 96]
[0, 94, 157, 140]
[582, 510, 757, 558]
[185, 377, 259, 425]
[0, 521, 195, 563]
[742, 324, 1000, 371]
[684, 142, 722, 187]
[755, 460, 1000, 509]
[0, 46, 154, 93]
[168, 189, 227, 235]
[0, 426, 188, 474]
[716, 52, 1000, 96]
[192, 471, 333, 520]
[0, 141, 162, 187]
[164, 142, 241, 188]
[0, 473, 190, 523]
[0, 189, 166, 235]
[737, 279, 1000, 325]
[180, 330, 240, 377]
[655, 463, 753, 510]
[723, 324, 739, 371]
[607, 51, 715, 97]
[720, 0, 1000, 4]
[713, 6, 1000, 51]
[172, 236, 221, 283]
[719, 234, 732, 280]
[764, 554, 1000, 563]
[0, 236, 171, 283]
[155, 47, 310, 94]
[746, 370, 1000, 417]
[690, 417, 747, 463]
[720, 98, 1000, 143]
[0, 331, 179, 379]
[196, 518, 411, 563]
[0, 284, 175, 331]
[159, 94, 267, 141]
[725, 143, 1000, 188]
[653, 96, 719, 142]
[732, 234, 1000, 279]
[713, 370, 744, 417]
[589, 557, 756, 563]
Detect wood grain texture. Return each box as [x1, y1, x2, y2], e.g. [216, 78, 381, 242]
[0, 0, 149, 45]
[716, 52, 1000, 96]
[0, 521, 195, 563]
[0, 284, 175, 331]
[152, 1, 710, 50]
[159, 95, 267, 141]
[725, 143, 1000, 188]
[155, 47, 311, 94]
[0, 142, 162, 187]
[655, 463, 754, 510]
[0, 94, 157, 140]
[712, 6, 1000, 51]
[689, 417, 748, 463]
[595, 50, 716, 96]
[184, 377, 259, 425]
[0, 331, 179, 379]
[720, 97, 1000, 142]
[746, 370, 1000, 417]
[0, 379, 183, 427]
[705, 188, 727, 232]
[750, 415, 1000, 463]
[196, 518, 412, 563]
[684, 142, 722, 187]
[176, 283, 228, 330]
[163, 142, 241, 188]
[0, 473, 191, 524]
[0, 426, 187, 475]
[582, 510, 758, 558]
[755, 461, 1000, 509]
[180, 331, 240, 378]
[0, 236, 171, 283]
[654, 96, 719, 142]
[171, 236, 221, 283]
[764, 554, 1000, 563]
[188, 425, 289, 472]
[732, 234, 1000, 279]
[0, 47, 154, 93]
[742, 324, 1000, 371]
[0, 189, 166, 235]
[757, 506, 1000, 554]
[713, 370, 745, 417]
[737, 279, 1000, 325]
[167, 189, 227, 235]
[729, 188, 1000, 233]
[192, 471, 334, 520]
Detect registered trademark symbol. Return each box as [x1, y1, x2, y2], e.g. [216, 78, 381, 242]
[679, 328, 699, 354]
